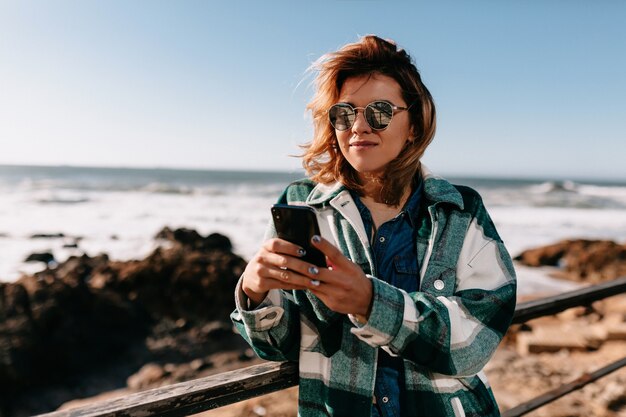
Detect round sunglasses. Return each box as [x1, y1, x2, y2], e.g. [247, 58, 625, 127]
[328, 100, 411, 131]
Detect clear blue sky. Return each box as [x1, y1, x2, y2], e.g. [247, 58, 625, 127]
[1, 1, 625, 180]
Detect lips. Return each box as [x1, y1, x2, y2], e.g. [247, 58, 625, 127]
[349, 140, 378, 148]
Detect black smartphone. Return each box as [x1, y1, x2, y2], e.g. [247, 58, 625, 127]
[271, 204, 326, 267]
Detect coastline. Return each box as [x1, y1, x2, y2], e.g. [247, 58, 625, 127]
[2, 165, 626, 285]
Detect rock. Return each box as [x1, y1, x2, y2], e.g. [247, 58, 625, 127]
[24, 252, 55, 264]
[2, 227, 249, 415]
[55, 254, 109, 287]
[155, 226, 201, 246]
[515, 239, 626, 283]
[154, 227, 233, 252]
[514, 242, 568, 267]
[238, 348, 256, 362]
[127, 363, 166, 390]
[605, 322, 626, 341]
[516, 326, 604, 355]
[0, 283, 31, 319]
[103, 242, 244, 322]
[204, 233, 233, 252]
[599, 380, 626, 412]
[30, 233, 65, 239]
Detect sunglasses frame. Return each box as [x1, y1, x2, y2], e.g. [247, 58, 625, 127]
[328, 100, 412, 131]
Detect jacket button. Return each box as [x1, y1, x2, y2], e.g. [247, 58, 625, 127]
[382, 396, 389, 403]
[263, 311, 278, 320]
[434, 280, 445, 290]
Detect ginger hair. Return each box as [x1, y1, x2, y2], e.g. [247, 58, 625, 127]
[302, 35, 436, 206]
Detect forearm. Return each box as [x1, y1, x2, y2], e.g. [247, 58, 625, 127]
[231, 278, 300, 362]
[348, 274, 516, 377]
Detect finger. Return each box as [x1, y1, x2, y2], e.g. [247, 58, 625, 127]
[263, 238, 306, 258]
[257, 275, 311, 292]
[306, 266, 338, 287]
[308, 283, 330, 296]
[261, 252, 323, 280]
[262, 265, 321, 290]
[310, 235, 351, 269]
[261, 251, 304, 271]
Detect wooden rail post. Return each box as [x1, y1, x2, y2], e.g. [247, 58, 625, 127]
[512, 276, 626, 324]
[37, 362, 298, 417]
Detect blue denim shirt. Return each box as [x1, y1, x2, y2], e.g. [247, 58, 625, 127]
[351, 181, 423, 417]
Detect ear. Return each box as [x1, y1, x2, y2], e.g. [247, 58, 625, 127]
[408, 126, 417, 142]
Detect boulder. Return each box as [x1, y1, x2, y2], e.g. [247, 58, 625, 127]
[24, 252, 55, 264]
[155, 227, 233, 252]
[514, 239, 626, 283]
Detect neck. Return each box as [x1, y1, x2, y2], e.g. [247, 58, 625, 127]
[358, 173, 411, 208]
[359, 185, 412, 231]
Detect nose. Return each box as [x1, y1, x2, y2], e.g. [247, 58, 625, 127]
[351, 108, 372, 134]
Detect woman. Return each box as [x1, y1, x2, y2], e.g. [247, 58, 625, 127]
[232, 35, 516, 417]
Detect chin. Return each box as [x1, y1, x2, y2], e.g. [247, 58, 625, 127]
[351, 165, 386, 178]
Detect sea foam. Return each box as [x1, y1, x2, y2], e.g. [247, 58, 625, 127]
[1, 166, 624, 296]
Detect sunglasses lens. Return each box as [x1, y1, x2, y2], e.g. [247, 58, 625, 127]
[365, 101, 394, 130]
[329, 104, 355, 131]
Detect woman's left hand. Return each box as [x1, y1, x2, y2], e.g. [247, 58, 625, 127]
[308, 235, 373, 319]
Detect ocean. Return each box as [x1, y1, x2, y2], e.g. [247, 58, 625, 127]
[1, 164, 625, 295]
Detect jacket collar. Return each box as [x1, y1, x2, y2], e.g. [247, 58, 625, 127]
[305, 164, 464, 210]
[306, 181, 347, 206]
[420, 164, 464, 210]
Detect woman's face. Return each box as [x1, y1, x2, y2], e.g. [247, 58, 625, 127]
[334, 73, 413, 181]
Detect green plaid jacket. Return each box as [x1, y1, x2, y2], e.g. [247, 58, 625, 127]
[232, 166, 517, 417]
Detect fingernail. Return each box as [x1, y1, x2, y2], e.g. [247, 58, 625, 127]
[311, 235, 321, 244]
[297, 248, 306, 257]
[308, 266, 319, 275]
[310, 279, 320, 286]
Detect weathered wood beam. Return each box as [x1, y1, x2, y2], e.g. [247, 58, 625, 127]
[37, 361, 298, 417]
[513, 276, 626, 324]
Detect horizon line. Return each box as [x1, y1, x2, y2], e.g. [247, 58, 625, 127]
[0, 162, 623, 184]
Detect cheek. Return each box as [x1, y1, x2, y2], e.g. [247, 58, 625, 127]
[335, 132, 351, 151]
[387, 125, 411, 148]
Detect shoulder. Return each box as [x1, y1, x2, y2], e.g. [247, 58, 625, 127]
[277, 178, 318, 204]
[452, 184, 486, 213]
[450, 184, 501, 241]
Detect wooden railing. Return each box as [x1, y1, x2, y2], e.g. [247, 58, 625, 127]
[38, 276, 626, 417]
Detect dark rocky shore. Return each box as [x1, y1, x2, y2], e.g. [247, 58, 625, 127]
[1, 234, 625, 417]
[0, 228, 252, 417]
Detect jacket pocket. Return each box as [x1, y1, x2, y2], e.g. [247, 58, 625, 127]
[392, 254, 420, 291]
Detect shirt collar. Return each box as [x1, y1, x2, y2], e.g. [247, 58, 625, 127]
[348, 176, 423, 229]
[403, 178, 423, 227]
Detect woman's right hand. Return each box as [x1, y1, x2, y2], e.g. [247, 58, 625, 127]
[242, 238, 323, 308]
